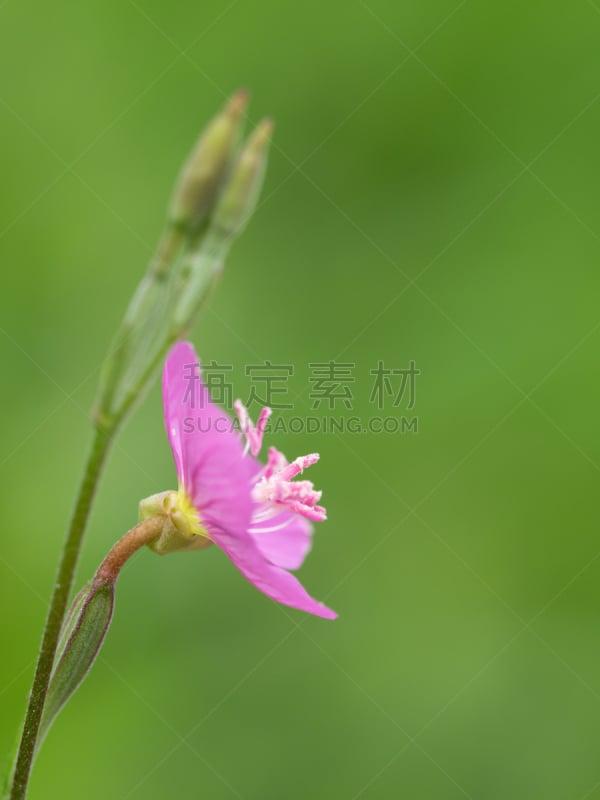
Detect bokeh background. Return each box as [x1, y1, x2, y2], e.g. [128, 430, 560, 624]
[2, 1, 600, 797]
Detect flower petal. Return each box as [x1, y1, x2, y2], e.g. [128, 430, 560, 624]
[162, 342, 253, 539]
[163, 343, 336, 620]
[249, 513, 313, 570]
[211, 526, 337, 619]
[162, 342, 189, 486]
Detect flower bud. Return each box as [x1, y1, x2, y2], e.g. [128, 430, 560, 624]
[211, 118, 273, 240]
[169, 89, 248, 235]
[38, 578, 114, 744]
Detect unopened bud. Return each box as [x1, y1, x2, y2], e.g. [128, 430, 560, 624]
[169, 89, 248, 234]
[36, 516, 164, 743]
[38, 577, 114, 745]
[212, 118, 273, 240]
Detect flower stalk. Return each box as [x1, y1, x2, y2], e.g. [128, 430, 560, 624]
[95, 515, 164, 581]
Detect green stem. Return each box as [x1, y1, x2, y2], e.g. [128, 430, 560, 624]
[7, 425, 113, 800]
[116, 236, 227, 424]
[95, 226, 183, 424]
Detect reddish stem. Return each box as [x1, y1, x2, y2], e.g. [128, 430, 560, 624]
[96, 516, 164, 582]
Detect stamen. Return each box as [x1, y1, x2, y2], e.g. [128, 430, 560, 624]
[264, 446, 288, 479]
[288, 502, 327, 522]
[250, 451, 327, 522]
[234, 400, 272, 457]
[278, 453, 320, 481]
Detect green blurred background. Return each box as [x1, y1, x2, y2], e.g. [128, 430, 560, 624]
[2, 1, 600, 797]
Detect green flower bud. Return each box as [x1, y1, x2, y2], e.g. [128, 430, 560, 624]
[34, 516, 164, 747]
[211, 118, 273, 240]
[169, 90, 248, 235]
[38, 578, 114, 745]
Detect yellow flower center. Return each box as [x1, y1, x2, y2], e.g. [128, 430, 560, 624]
[139, 488, 211, 555]
[170, 486, 208, 539]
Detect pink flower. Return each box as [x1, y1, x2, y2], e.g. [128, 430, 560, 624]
[153, 341, 337, 620]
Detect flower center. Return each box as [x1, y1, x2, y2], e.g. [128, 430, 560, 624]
[171, 487, 207, 538]
[139, 489, 211, 555]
